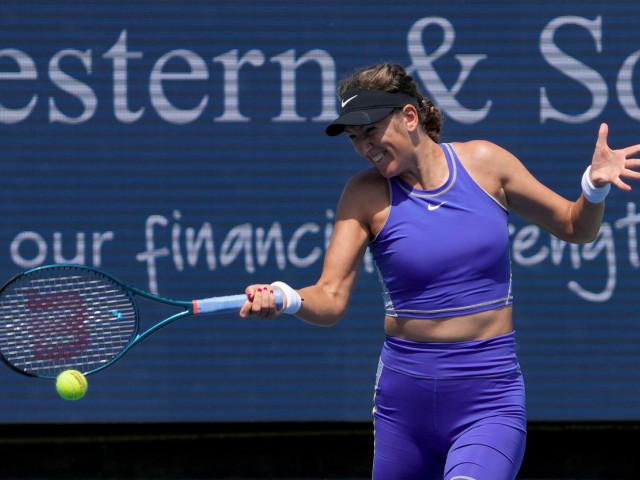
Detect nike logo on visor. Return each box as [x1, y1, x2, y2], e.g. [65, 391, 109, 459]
[341, 94, 358, 108]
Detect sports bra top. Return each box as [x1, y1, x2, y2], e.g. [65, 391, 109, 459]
[368, 143, 513, 319]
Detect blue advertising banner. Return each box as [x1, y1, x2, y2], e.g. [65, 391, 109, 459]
[1, 0, 640, 422]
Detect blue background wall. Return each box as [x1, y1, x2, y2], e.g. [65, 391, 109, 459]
[1, 0, 640, 423]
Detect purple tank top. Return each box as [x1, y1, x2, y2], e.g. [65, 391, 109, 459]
[369, 143, 513, 319]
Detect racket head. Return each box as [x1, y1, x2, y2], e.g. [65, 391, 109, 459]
[0, 265, 139, 379]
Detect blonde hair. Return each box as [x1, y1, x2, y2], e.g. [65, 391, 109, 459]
[338, 63, 442, 142]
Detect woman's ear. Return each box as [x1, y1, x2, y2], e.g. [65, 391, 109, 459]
[402, 104, 420, 132]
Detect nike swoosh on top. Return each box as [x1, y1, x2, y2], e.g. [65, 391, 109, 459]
[341, 94, 358, 108]
[428, 201, 447, 211]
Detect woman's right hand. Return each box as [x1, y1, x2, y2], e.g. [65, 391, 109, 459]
[239, 284, 283, 320]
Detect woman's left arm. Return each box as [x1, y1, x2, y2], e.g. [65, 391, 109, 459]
[481, 123, 640, 244]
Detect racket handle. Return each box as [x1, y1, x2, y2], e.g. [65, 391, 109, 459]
[195, 290, 283, 315]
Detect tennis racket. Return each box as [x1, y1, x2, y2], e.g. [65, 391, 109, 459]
[0, 264, 282, 379]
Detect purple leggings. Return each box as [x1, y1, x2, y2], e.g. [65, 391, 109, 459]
[373, 332, 527, 480]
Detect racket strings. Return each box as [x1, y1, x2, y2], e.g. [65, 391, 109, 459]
[0, 268, 137, 378]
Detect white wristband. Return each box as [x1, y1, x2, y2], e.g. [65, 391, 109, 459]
[270, 281, 302, 314]
[581, 166, 611, 204]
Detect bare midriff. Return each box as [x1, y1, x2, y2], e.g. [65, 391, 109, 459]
[384, 305, 513, 343]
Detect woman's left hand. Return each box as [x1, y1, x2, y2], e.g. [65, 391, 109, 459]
[590, 122, 640, 191]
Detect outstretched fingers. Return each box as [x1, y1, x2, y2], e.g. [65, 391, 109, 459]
[622, 143, 640, 159]
[618, 146, 640, 190]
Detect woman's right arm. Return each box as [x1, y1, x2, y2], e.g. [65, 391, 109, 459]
[240, 169, 384, 325]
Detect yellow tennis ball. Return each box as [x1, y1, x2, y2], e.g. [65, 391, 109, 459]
[55, 370, 88, 401]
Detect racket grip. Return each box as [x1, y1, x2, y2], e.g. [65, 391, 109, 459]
[195, 290, 283, 315]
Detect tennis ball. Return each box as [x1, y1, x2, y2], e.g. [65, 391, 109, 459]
[55, 370, 88, 401]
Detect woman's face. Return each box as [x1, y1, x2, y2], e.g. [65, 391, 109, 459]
[344, 109, 414, 178]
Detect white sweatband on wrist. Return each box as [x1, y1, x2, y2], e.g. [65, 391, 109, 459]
[581, 166, 611, 204]
[270, 281, 302, 314]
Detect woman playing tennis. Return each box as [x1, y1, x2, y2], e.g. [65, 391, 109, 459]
[240, 62, 640, 480]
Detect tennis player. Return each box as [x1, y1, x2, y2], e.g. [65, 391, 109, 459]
[240, 63, 640, 480]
